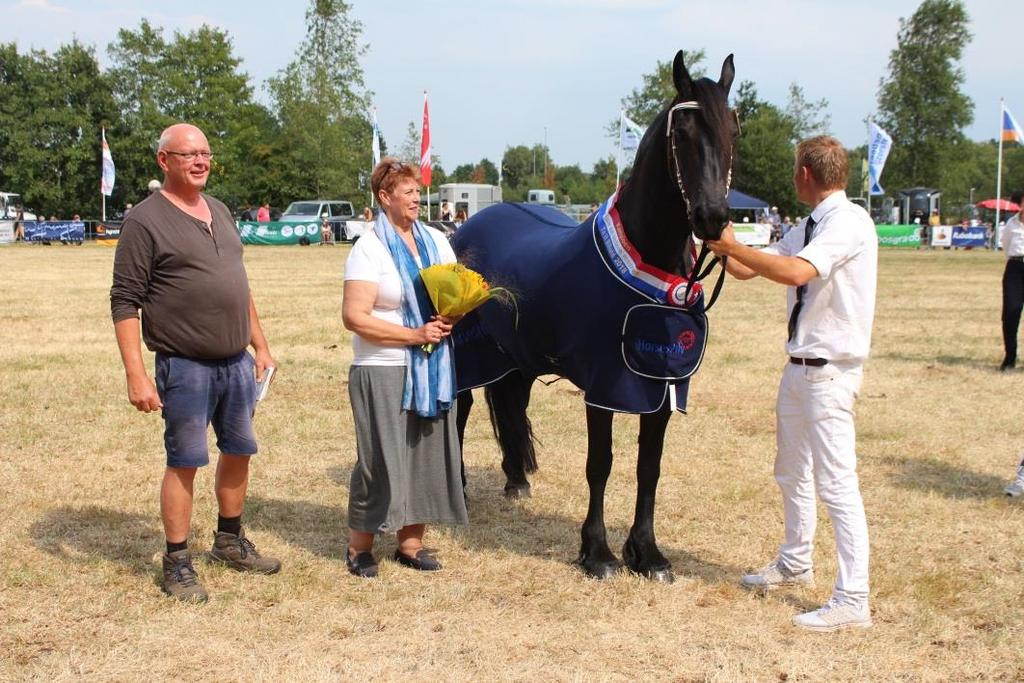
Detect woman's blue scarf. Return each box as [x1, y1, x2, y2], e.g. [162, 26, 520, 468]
[374, 212, 456, 418]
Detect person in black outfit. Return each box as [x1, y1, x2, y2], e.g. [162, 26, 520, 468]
[1000, 192, 1024, 371]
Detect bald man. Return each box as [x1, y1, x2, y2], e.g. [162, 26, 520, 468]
[111, 123, 279, 602]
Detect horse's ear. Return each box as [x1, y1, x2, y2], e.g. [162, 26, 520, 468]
[718, 54, 735, 96]
[672, 50, 695, 98]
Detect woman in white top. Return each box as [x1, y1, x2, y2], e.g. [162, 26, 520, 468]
[1000, 192, 1024, 497]
[1000, 192, 1024, 372]
[341, 158, 468, 578]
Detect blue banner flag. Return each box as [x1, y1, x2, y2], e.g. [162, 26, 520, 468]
[867, 121, 892, 196]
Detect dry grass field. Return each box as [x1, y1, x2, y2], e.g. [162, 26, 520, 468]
[1, 241, 1023, 681]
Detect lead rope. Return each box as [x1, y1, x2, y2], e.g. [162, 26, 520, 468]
[682, 243, 728, 313]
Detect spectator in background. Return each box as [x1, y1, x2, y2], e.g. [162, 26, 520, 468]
[72, 214, 81, 221]
[240, 205, 254, 222]
[454, 208, 468, 226]
[256, 201, 270, 222]
[999, 192, 1024, 372]
[123, 203, 133, 220]
[439, 200, 453, 221]
[14, 205, 24, 241]
[362, 206, 373, 222]
[781, 216, 793, 237]
[320, 213, 332, 245]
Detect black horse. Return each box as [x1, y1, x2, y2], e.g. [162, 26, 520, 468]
[452, 51, 738, 583]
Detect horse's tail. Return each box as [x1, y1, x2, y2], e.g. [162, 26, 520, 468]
[484, 371, 538, 481]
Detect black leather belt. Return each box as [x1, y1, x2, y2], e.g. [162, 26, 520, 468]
[790, 356, 828, 367]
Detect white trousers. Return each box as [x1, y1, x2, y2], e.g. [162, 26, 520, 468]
[775, 360, 869, 606]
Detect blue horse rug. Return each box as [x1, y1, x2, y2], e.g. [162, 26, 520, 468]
[451, 196, 708, 414]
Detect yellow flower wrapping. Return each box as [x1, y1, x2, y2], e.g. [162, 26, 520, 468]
[420, 263, 499, 317]
[418, 263, 515, 353]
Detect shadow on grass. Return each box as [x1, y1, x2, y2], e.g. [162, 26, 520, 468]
[885, 455, 1007, 500]
[29, 506, 161, 576]
[872, 351, 997, 370]
[28, 466, 740, 585]
[455, 465, 742, 584]
[244, 495, 346, 560]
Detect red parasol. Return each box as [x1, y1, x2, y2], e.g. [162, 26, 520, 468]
[976, 198, 1021, 211]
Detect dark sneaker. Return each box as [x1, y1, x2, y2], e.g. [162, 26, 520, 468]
[208, 531, 281, 574]
[162, 549, 209, 603]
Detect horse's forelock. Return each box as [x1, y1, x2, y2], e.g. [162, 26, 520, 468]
[690, 77, 733, 154]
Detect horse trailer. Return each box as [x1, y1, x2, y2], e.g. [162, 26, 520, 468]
[439, 183, 502, 218]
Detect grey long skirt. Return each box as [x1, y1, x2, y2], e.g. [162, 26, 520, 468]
[347, 365, 469, 534]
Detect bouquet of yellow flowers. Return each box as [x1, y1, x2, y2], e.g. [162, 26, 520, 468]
[419, 263, 515, 353]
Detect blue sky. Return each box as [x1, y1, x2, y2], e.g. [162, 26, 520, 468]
[1, 0, 1018, 173]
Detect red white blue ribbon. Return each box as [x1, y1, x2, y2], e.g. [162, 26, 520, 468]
[594, 191, 702, 307]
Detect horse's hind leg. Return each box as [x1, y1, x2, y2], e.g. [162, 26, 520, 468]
[574, 405, 621, 579]
[622, 403, 674, 583]
[455, 390, 474, 491]
[484, 371, 537, 498]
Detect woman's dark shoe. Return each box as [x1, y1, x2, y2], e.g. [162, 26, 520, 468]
[393, 548, 442, 571]
[1001, 360, 1016, 372]
[346, 547, 378, 578]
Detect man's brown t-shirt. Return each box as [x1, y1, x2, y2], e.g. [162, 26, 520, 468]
[110, 191, 251, 360]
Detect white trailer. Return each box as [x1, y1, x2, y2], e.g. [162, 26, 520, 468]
[439, 183, 502, 218]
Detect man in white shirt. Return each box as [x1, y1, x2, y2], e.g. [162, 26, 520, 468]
[1000, 193, 1024, 497]
[707, 136, 878, 632]
[999, 192, 1024, 372]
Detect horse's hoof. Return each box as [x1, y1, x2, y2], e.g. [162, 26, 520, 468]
[573, 554, 622, 580]
[503, 484, 531, 499]
[643, 567, 675, 584]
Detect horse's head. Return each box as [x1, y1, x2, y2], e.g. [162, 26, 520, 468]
[663, 51, 738, 241]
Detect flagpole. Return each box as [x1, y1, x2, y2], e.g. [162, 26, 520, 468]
[616, 110, 623, 189]
[370, 107, 376, 209]
[997, 99, 1005, 232]
[422, 91, 431, 221]
[101, 127, 107, 222]
[865, 119, 872, 217]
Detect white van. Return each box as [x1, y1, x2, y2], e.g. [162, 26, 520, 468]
[526, 189, 555, 205]
[280, 199, 357, 240]
[0, 192, 36, 220]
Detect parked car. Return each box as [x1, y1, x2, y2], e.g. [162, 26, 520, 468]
[280, 200, 357, 241]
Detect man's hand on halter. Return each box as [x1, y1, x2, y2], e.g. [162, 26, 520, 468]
[706, 222, 738, 256]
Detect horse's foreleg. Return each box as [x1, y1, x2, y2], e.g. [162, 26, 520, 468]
[574, 405, 621, 579]
[623, 403, 674, 583]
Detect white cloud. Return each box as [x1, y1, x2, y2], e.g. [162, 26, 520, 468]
[15, 0, 69, 12]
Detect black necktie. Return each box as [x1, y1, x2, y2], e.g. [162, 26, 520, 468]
[786, 216, 816, 342]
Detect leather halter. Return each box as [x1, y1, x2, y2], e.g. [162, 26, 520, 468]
[664, 99, 735, 312]
[665, 100, 735, 215]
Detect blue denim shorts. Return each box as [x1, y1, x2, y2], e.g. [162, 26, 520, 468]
[155, 351, 258, 468]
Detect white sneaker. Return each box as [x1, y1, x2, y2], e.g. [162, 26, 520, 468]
[793, 598, 872, 632]
[740, 557, 814, 590]
[1005, 465, 1024, 497]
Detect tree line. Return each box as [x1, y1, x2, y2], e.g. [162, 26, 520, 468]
[0, 0, 1018, 221]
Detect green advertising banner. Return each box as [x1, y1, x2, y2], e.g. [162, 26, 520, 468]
[239, 221, 322, 245]
[875, 224, 920, 248]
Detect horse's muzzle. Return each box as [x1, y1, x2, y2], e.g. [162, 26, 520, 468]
[690, 198, 730, 241]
